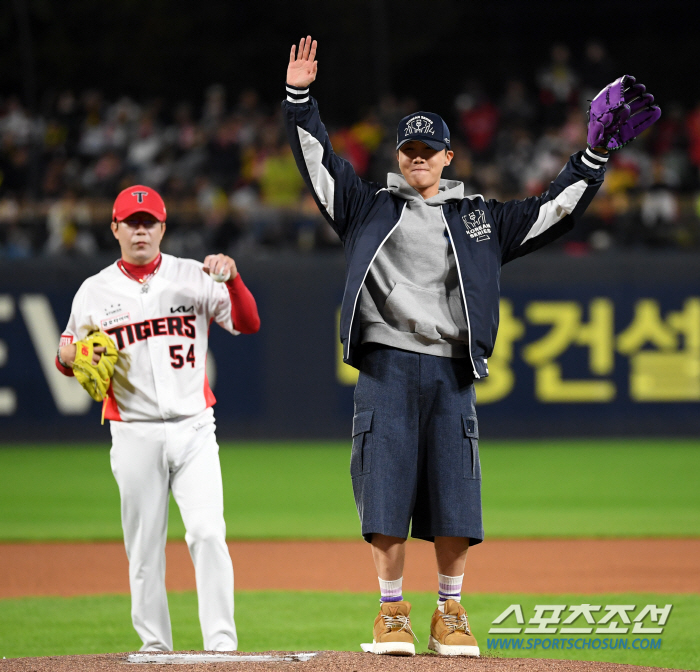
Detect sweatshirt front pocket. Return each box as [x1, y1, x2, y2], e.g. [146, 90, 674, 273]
[382, 283, 464, 341]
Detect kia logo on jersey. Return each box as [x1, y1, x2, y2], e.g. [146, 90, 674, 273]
[131, 190, 148, 203]
[170, 305, 195, 313]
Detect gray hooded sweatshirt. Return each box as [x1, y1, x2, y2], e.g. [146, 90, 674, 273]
[359, 172, 470, 358]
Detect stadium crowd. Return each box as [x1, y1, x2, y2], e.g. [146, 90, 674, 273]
[1, 42, 700, 258]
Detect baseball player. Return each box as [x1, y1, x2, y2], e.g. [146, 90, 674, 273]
[55, 185, 261, 652]
[284, 36, 660, 656]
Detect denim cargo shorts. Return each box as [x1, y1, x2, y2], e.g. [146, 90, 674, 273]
[350, 344, 484, 545]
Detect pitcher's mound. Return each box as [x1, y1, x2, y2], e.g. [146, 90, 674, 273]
[0, 651, 684, 671]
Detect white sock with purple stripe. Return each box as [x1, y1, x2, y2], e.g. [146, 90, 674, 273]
[437, 573, 464, 611]
[379, 576, 403, 603]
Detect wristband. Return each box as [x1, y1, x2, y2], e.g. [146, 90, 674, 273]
[286, 84, 309, 104]
[581, 147, 609, 170]
[57, 347, 70, 368]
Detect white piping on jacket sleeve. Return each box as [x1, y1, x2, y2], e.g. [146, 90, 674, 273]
[297, 126, 335, 220]
[520, 180, 587, 246]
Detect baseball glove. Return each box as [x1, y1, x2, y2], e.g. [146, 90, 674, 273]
[587, 75, 661, 151]
[72, 330, 118, 402]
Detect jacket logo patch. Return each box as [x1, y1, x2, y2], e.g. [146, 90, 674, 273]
[463, 210, 491, 242]
[170, 305, 195, 313]
[405, 115, 434, 136]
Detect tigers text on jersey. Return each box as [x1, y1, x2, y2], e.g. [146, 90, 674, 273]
[61, 254, 239, 422]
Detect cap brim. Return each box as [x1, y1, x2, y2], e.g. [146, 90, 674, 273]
[113, 206, 166, 222]
[396, 138, 448, 151]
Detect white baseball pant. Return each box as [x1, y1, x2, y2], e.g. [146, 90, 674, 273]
[110, 407, 237, 651]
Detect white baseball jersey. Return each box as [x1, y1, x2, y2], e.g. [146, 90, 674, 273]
[60, 254, 238, 422]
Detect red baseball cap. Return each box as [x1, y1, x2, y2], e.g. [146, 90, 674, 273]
[112, 185, 167, 222]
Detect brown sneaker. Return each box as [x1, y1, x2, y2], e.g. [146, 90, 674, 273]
[429, 599, 480, 656]
[370, 601, 416, 655]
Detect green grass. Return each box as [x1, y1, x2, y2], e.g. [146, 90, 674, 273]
[0, 592, 697, 670]
[0, 441, 698, 541]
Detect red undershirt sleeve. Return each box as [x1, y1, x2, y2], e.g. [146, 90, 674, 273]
[55, 356, 74, 377]
[225, 273, 261, 334]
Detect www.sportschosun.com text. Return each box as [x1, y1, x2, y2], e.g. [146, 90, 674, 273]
[487, 637, 662, 651]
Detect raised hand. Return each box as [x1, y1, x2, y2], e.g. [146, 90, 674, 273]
[287, 35, 318, 88]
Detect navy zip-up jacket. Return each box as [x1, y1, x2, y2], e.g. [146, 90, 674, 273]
[283, 84, 608, 378]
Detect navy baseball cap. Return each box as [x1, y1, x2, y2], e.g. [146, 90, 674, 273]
[396, 111, 451, 151]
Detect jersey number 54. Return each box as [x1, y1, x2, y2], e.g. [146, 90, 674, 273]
[170, 344, 195, 369]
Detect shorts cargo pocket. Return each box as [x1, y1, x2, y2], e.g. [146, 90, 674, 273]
[350, 409, 374, 477]
[462, 414, 481, 480]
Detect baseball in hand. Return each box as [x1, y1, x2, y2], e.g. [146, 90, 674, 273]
[203, 254, 236, 283]
[209, 268, 231, 283]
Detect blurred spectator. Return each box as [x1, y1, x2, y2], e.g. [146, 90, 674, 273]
[499, 80, 536, 129]
[651, 102, 687, 157]
[330, 112, 383, 177]
[590, 191, 636, 248]
[257, 145, 305, 208]
[0, 196, 29, 258]
[579, 40, 618, 102]
[83, 150, 123, 196]
[170, 102, 199, 152]
[54, 90, 82, 149]
[201, 84, 226, 133]
[523, 127, 569, 195]
[559, 107, 587, 149]
[455, 81, 500, 158]
[537, 44, 579, 126]
[77, 90, 107, 157]
[0, 146, 30, 196]
[448, 140, 477, 192]
[0, 96, 33, 145]
[642, 185, 678, 229]
[685, 101, 700, 179]
[640, 160, 679, 245]
[3, 223, 33, 258]
[494, 127, 533, 196]
[207, 117, 242, 185]
[254, 145, 306, 246]
[42, 157, 68, 197]
[44, 191, 95, 255]
[127, 113, 164, 171]
[234, 89, 265, 147]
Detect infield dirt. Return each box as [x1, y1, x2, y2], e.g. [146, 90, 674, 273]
[0, 650, 689, 672]
[1, 539, 698, 598]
